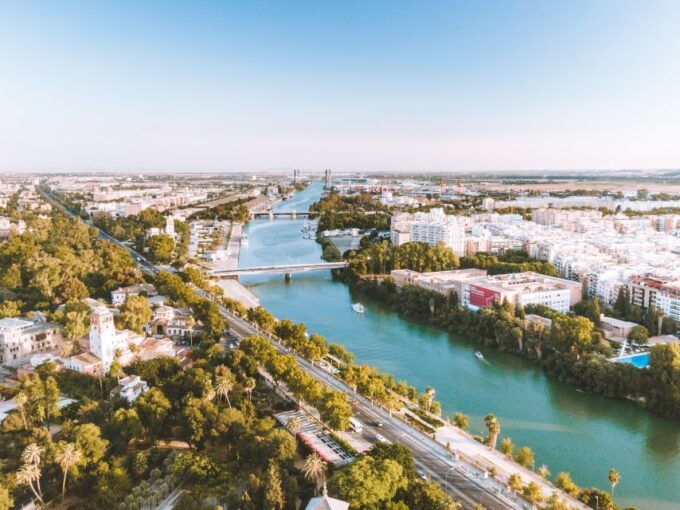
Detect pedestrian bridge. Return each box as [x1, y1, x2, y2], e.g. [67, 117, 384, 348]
[210, 261, 347, 279]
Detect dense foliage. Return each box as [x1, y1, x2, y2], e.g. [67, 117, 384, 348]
[309, 193, 391, 232]
[0, 214, 144, 313]
[188, 197, 251, 223]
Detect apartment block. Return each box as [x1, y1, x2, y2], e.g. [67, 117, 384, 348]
[0, 318, 63, 365]
[462, 272, 582, 313]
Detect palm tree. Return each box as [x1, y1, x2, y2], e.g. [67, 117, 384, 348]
[608, 468, 620, 497]
[185, 316, 196, 347]
[21, 443, 42, 466]
[21, 444, 43, 495]
[484, 414, 501, 450]
[244, 377, 256, 402]
[301, 453, 327, 494]
[56, 442, 82, 504]
[537, 464, 551, 479]
[109, 360, 125, 381]
[128, 342, 141, 362]
[214, 375, 234, 407]
[16, 463, 44, 506]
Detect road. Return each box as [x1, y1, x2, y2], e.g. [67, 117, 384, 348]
[39, 189, 537, 510]
[220, 303, 522, 510]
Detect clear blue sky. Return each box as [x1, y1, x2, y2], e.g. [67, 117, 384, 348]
[1, 0, 679, 172]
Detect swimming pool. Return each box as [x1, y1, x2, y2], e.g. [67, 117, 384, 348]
[614, 352, 650, 368]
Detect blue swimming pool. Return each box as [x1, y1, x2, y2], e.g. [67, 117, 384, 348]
[615, 352, 650, 368]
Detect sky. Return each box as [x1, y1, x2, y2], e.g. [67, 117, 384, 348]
[1, 0, 679, 173]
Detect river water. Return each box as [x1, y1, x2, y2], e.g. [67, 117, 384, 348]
[239, 182, 680, 510]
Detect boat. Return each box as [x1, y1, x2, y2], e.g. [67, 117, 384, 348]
[352, 303, 365, 314]
[474, 351, 484, 361]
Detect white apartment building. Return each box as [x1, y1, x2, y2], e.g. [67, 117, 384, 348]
[111, 283, 158, 306]
[656, 283, 680, 322]
[0, 318, 63, 365]
[391, 268, 487, 299]
[461, 272, 582, 313]
[390, 208, 466, 256]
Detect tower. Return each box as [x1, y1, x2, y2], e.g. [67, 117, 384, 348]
[89, 308, 116, 371]
[324, 169, 331, 188]
[165, 215, 175, 237]
[293, 169, 300, 185]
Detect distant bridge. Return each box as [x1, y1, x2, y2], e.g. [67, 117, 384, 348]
[211, 262, 347, 280]
[250, 210, 312, 219]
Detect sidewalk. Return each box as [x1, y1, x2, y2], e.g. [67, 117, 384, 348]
[435, 424, 589, 509]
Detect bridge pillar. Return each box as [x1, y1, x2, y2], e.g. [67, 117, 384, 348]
[284, 272, 292, 282]
[268, 210, 274, 221]
[291, 210, 297, 219]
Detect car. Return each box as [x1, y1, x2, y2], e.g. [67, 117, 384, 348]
[373, 421, 384, 427]
[417, 469, 428, 480]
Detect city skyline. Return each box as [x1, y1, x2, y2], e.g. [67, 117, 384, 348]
[2, 1, 680, 172]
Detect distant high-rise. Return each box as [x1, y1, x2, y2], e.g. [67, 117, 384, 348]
[293, 169, 300, 185]
[324, 169, 332, 187]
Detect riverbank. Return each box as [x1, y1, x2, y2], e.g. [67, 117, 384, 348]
[238, 183, 680, 510]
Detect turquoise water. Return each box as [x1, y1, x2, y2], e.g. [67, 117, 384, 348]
[239, 183, 680, 510]
[616, 353, 651, 369]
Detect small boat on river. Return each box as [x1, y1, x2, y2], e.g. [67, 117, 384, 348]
[352, 303, 365, 314]
[474, 351, 484, 361]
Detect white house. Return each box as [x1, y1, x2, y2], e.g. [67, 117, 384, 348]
[115, 375, 149, 403]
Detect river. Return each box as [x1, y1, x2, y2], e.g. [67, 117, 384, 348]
[239, 182, 680, 510]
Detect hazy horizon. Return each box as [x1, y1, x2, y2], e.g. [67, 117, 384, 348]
[2, 1, 680, 173]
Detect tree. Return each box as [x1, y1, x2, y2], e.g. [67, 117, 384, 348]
[554, 472, 579, 497]
[537, 465, 551, 479]
[214, 370, 235, 407]
[116, 295, 152, 334]
[21, 444, 43, 496]
[56, 442, 82, 504]
[329, 457, 407, 507]
[147, 234, 174, 264]
[185, 316, 196, 347]
[628, 325, 649, 345]
[135, 387, 172, 437]
[109, 360, 125, 381]
[112, 407, 144, 444]
[500, 437, 514, 458]
[0, 485, 13, 510]
[453, 412, 469, 430]
[0, 300, 21, 318]
[302, 454, 327, 493]
[71, 423, 108, 465]
[263, 461, 285, 510]
[484, 414, 500, 449]
[56, 277, 89, 303]
[16, 463, 44, 506]
[244, 377, 256, 402]
[507, 473, 523, 492]
[608, 468, 620, 497]
[318, 391, 352, 430]
[614, 287, 632, 319]
[522, 482, 543, 504]
[515, 446, 534, 469]
[61, 299, 91, 341]
[247, 306, 276, 332]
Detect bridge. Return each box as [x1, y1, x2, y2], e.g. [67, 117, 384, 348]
[250, 210, 312, 219]
[211, 261, 347, 280]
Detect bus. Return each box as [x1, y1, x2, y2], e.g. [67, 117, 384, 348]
[348, 417, 364, 433]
